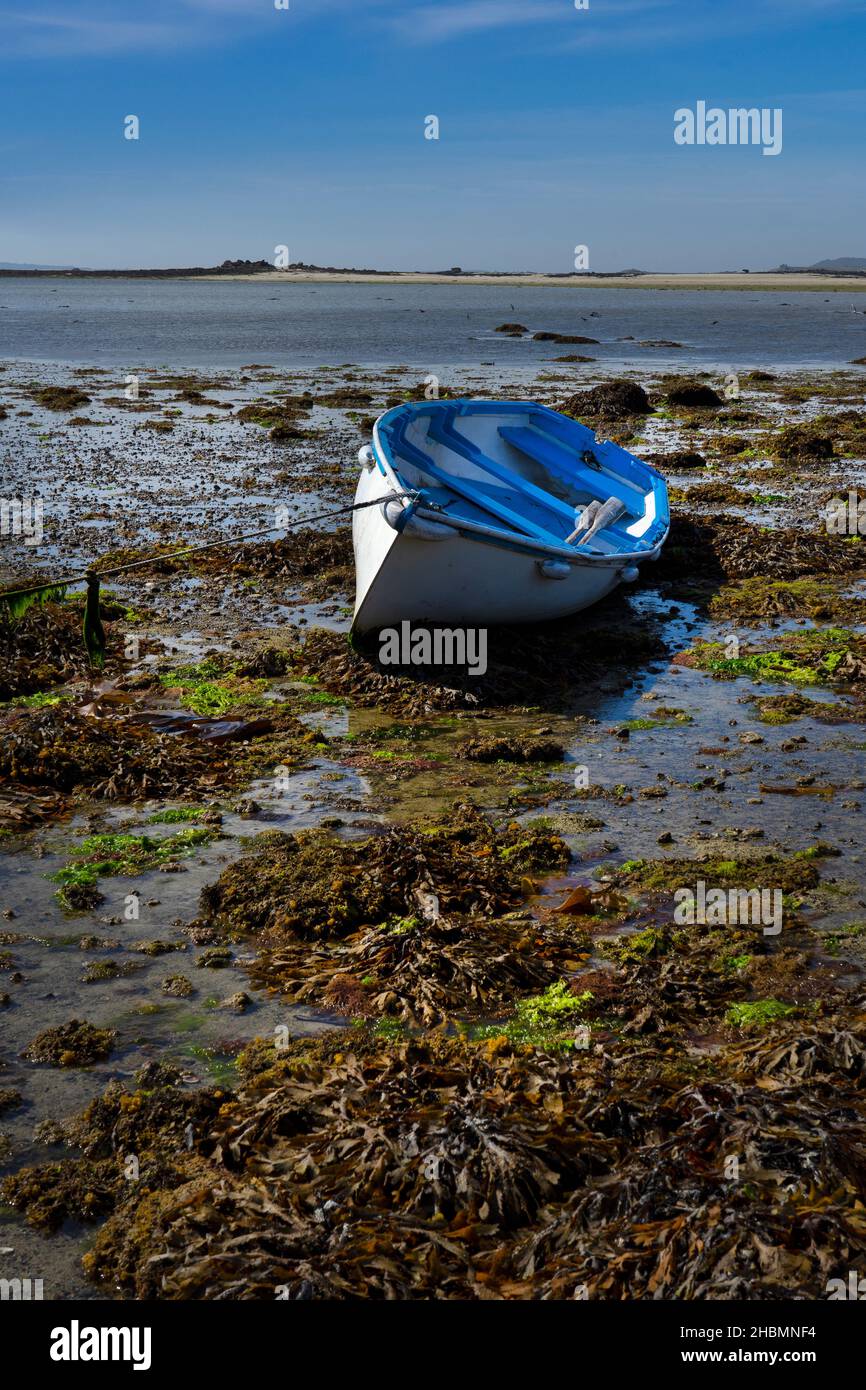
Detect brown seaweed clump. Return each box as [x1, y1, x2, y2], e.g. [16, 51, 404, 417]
[665, 380, 724, 409]
[212, 526, 354, 604]
[2, 1063, 224, 1231]
[8, 1015, 863, 1300]
[31, 385, 91, 411]
[197, 804, 571, 943]
[0, 702, 233, 800]
[461, 735, 565, 763]
[251, 912, 591, 1025]
[21, 1019, 116, 1067]
[653, 514, 863, 591]
[5, 835, 865, 1300]
[558, 378, 652, 421]
[771, 424, 836, 461]
[0, 1088, 22, 1116]
[643, 450, 707, 471]
[0, 598, 126, 702]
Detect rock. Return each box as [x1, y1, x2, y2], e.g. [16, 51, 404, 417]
[462, 735, 565, 764]
[559, 379, 652, 421]
[21, 1020, 115, 1066]
[644, 451, 707, 470]
[197, 947, 232, 969]
[236, 647, 290, 678]
[666, 381, 724, 408]
[494, 323, 528, 335]
[270, 421, 305, 442]
[532, 332, 600, 344]
[162, 974, 195, 997]
[134, 1061, 182, 1088]
[0, 1089, 22, 1116]
[772, 424, 835, 461]
[220, 991, 251, 1014]
[58, 881, 105, 913]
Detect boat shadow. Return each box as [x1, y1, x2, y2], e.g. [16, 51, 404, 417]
[350, 590, 666, 716]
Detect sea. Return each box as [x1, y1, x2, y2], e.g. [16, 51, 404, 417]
[0, 278, 864, 372]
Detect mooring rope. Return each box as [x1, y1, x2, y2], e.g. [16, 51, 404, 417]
[0, 490, 418, 602]
[0, 488, 419, 666]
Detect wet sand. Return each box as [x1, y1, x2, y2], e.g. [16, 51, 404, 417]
[195, 270, 866, 293]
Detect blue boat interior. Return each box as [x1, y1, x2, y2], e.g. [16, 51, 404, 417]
[375, 400, 669, 555]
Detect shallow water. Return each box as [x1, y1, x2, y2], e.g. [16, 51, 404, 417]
[3, 279, 866, 370]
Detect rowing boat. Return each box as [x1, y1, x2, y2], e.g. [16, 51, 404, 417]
[352, 399, 669, 632]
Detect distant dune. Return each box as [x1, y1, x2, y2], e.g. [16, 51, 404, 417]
[195, 269, 866, 292]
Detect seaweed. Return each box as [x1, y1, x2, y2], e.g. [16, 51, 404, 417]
[21, 1020, 116, 1067]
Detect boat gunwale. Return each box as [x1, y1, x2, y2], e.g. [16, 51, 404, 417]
[371, 400, 670, 568]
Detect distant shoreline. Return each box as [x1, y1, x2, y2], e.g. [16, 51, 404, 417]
[4, 267, 866, 292]
[194, 270, 866, 293]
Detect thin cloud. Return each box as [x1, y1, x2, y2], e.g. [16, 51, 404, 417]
[0, 7, 201, 57]
[1, 0, 862, 61]
[388, 1, 567, 44]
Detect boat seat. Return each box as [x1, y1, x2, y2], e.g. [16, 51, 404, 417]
[423, 409, 577, 532]
[499, 424, 645, 520]
[527, 411, 651, 504]
[383, 419, 566, 546]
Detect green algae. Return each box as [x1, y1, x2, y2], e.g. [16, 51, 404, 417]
[726, 999, 798, 1030]
[612, 926, 675, 962]
[182, 1044, 238, 1086]
[716, 952, 753, 975]
[683, 628, 861, 687]
[158, 660, 269, 717]
[53, 828, 215, 908]
[2, 690, 72, 710]
[147, 806, 209, 824]
[477, 981, 594, 1048]
[620, 710, 692, 730]
[615, 851, 825, 899]
[710, 577, 862, 626]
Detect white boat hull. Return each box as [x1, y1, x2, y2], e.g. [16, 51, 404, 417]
[352, 463, 625, 632]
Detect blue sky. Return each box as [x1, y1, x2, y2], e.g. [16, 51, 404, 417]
[0, 0, 864, 271]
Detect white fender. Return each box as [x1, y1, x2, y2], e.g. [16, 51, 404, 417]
[538, 559, 571, 580]
[381, 498, 451, 540]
